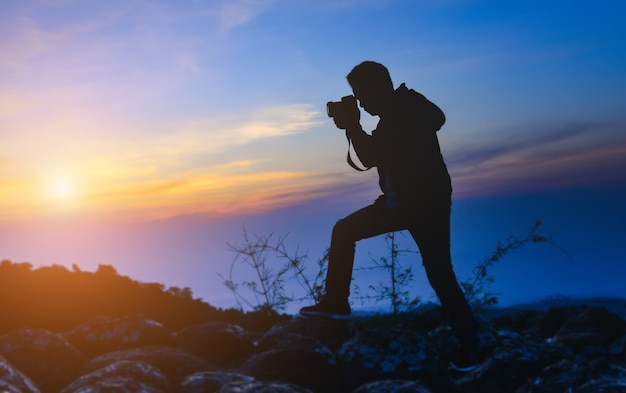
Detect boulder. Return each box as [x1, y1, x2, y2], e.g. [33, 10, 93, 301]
[2, 299, 626, 393]
[556, 307, 626, 340]
[60, 360, 170, 393]
[336, 327, 445, 392]
[474, 320, 502, 358]
[351, 379, 434, 393]
[0, 328, 85, 393]
[220, 379, 315, 393]
[609, 332, 626, 362]
[551, 331, 607, 356]
[490, 309, 543, 335]
[175, 322, 255, 366]
[425, 321, 501, 365]
[424, 326, 458, 363]
[455, 337, 570, 393]
[60, 377, 165, 393]
[526, 357, 626, 393]
[551, 306, 626, 354]
[401, 304, 449, 335]
[0, 380, 23, 393]
[0, 354, 40, 393]
[239, 337, 340, 392]
[531, 305, 591, 340]
[63, 314, 173, 357]
[574, 377, 626, 393]
[84, 345, 213, 384]
[177, 371, 255, 393]
[526, 359, 585, 393]
[258, 316, 356, 351]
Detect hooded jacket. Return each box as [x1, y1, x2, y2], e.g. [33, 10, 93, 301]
[353, 83, 451, 211]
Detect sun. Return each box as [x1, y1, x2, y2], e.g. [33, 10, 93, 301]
[48, 173, 77, 202]
[52, 178, 73, 199]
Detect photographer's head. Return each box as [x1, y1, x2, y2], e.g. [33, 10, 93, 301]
[347, 61, 394, 117]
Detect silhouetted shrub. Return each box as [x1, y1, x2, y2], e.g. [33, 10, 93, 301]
[0, 260, 245, 334]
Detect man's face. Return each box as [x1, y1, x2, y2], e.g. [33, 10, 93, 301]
[351, 83, 382, 116]
[351, 81, 390, 117]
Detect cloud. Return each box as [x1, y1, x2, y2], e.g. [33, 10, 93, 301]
[0, 93, 35, 118]
[0, 1, 209, 99]
[218, 0, 276, 30]
[169, 104, 323, 156]
[76, 169, 342, 220]
[0, 17, 47, 69]
[0, 101, 326, 221]
[446, 123, 591, 169]
[446, 122, 626, 197]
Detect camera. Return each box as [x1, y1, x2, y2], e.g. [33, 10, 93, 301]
[327, 95, 357, 118]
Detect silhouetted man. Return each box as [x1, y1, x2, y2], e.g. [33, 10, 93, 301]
[300, 61, 479, 367]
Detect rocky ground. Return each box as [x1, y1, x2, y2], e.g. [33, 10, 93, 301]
[0, 303, 625, 393]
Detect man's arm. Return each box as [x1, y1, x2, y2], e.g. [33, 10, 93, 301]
[331, 101, 377, 169]
[346, 126, 376, 168]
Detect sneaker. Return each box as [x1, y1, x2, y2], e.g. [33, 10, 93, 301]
[448, 359, 481, 373]
[448, 346, 481, 373]
[299, 300, 352, 320]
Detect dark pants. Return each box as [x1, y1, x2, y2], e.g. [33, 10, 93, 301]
[325, 196, 478, 346]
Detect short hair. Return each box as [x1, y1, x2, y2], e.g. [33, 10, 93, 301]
[347, 61, 393, 91]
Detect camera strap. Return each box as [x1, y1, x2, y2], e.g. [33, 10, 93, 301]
[346, 134, 372, 172]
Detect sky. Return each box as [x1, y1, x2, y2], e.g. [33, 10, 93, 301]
[1, 0, 625, 313]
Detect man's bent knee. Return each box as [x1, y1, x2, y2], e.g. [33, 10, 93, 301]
[332, 218, 350, 238]
[332, 217, 361, 243]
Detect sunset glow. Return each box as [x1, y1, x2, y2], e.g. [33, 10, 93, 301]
[49, 173, 75, 201]
[2, 1, 624, 223]
[1, 0, 625, 309]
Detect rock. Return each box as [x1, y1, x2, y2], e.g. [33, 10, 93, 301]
[0, 380, 23, 393]
[557, 307, 626, 340]
[220, 379, 315, 393]
[526, 359, 585, 393]
[60, 377, 165, 393]
[609, 332, 626, 362]
[474, 320, 502, 358]
[574, 377, 626, 393]
[258, 317, 356, 351]
[63, 314, 173, 357]
[3, 299, 626, 393]
[175, 322, 255, 366]
[177, 371, 255, 393]
[495, 329, 523, 345]
[402, 304, 449, 335]
[491, 309, 543, 334]
[0, 328, 85, 393]
[351, 379, 434, 393]
[425, 326, 458, 362]
[60, 360, 170, 393]
[551, 331, 607, 356]
[455, 336, 570, 393]
[336, 327, 445, 392]
[527, 358, 626, 393]
[531, 305, 591, 340]
[84, 345, 214, 384]
[423, 317, 500, 364]
[0, 355, 40, 393]
[551, 307, 626, 354]
[239, 338, 340, 392]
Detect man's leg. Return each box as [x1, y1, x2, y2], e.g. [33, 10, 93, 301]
[324, 197, 408, 303]
[300, 198, 407, 319]
[409, 204, 478, 349]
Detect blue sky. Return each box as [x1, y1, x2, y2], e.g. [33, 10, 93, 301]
[1, 0, 625, 312]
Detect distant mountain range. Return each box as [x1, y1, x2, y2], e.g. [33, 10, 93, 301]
[486, 296, 626, 319]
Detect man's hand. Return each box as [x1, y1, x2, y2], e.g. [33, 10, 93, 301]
[332, 96, 361, 130]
